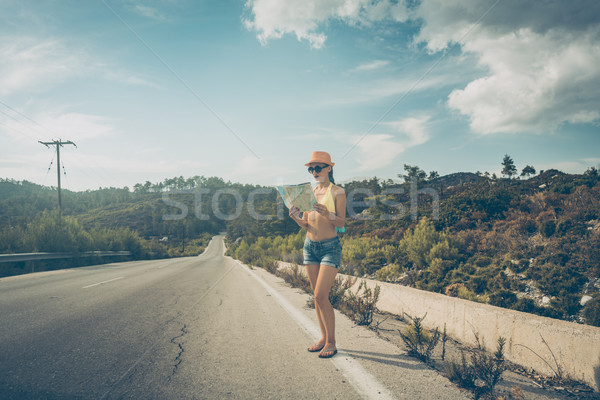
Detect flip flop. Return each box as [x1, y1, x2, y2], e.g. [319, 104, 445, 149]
[318, 348, 337, 358]
[307, 343, 325, 352]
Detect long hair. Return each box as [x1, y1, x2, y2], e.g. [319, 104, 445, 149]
[328, 168, 335, 184]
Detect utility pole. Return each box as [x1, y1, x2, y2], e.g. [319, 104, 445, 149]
[39, 139, 76, 215]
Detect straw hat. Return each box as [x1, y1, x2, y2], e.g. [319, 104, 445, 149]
[305, 151, 335, 166]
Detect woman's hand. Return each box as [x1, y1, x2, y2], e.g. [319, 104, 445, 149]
[289, 205, 301, 219]
[312, 203, 329, 216]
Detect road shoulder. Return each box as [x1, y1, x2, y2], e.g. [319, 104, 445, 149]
[239, 261, 472, 400]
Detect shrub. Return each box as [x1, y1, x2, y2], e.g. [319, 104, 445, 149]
[511, 297, 536, 313]
[489, 289, 517, 308]
[582, 296, 600, 327]
[264, 258, 279, 274]
[375, 263, 404, 282]
[305, 275, 355, 311]
[467, 275, 488, 294]
[401, 217, 441, 269]
[444, 283, 466, 297]
[447, 336, 507, 398]
[473, 337, 507, 395]
[281, 249, 303, 264]
[540, 220, 556, 237]
[345, 280, 380, 326]
[329, 276, 356, 309]
[528, 262, 586, 295]
[447, 350, 477, 390]
[278, 264, 312, 294]
[398, 314, 440, 363]
[441, 323, 448, 361]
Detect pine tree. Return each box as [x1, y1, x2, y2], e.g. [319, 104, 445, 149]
[501, 154, 517, 179]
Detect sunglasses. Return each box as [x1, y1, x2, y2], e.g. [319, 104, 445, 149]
[308, 165, 328, 174]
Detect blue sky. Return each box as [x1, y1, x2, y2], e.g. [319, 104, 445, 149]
[1, 0, 599, 191]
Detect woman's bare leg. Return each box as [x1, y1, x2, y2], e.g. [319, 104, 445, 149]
[313, 264, 338, 355]
[305, 264, 326, 348]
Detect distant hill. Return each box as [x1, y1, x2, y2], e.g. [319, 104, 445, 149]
[429, 172, 485, 187]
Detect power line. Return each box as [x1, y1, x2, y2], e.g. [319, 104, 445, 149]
[0, 111, 41, 141]
[0, 101, 54, 141]
[0, 100, 54, 135]
[0, 119, 38, 142]
[101, 0, 260, 159]
[0, 100, 121, 189]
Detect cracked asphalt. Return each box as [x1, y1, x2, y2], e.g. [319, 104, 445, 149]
[0, 236, 470, 399]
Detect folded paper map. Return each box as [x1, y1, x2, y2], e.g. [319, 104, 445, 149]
[276, 182, 317, 212]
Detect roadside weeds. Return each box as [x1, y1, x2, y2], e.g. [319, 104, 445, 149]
[273, 262, 598, 400]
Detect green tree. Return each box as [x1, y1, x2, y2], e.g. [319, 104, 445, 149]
[27, 211, 92, 252]
[401, 217, 441, 269]
[399, 164, 427, 184]
[520, 165, 536, 178]
[582, 166, 600, 187]
[428, 171, 439, 181]
[501, 154, 517, 179]
[584, 166, 598, 178]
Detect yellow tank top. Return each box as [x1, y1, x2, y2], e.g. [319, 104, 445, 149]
[318, 182, 345, 233]
[319, 182, 336, 213]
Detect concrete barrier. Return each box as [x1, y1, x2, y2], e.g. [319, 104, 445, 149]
[277, 261, 600, 391]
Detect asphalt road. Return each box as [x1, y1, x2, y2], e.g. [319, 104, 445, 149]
[0, 236, 469, 400]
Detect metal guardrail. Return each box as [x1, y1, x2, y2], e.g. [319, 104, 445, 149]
[0, 251, 131, 263]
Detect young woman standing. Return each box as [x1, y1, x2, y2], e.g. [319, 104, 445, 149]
[289, 151, 346, 358]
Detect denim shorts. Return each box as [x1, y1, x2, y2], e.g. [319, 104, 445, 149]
[303, 236, 342, 269]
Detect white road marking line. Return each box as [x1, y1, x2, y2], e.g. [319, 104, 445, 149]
[82, 277, 124, 289]
[235, 260, 397, 400]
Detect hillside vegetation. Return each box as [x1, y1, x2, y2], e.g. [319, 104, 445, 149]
[0, 176, 244, 276]
[225, 167, 600, 327]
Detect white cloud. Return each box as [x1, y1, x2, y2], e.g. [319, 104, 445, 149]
[38, 112, 117, 141]
[244, 0, 408, 49]
[447, 27, 600, 134]
[351, 134, 406, 171]
[68, 151, 209, 174]
[133, 5, 167, 21]
[0, 37, 86, 96]
[101, 70, 160, 88]
[2, 109, 117, 143]
[245, 0, 600, 135]
[414, 0, 600, 134]
[582, 158, 600, 166]
[351, 116, 430, 171]
[0, 35, 160, 96]
[351, 59, 390, 72]
[320, 72, 462, 107]
[227, 154, 293, 182]
[414, 0, 600, 52]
